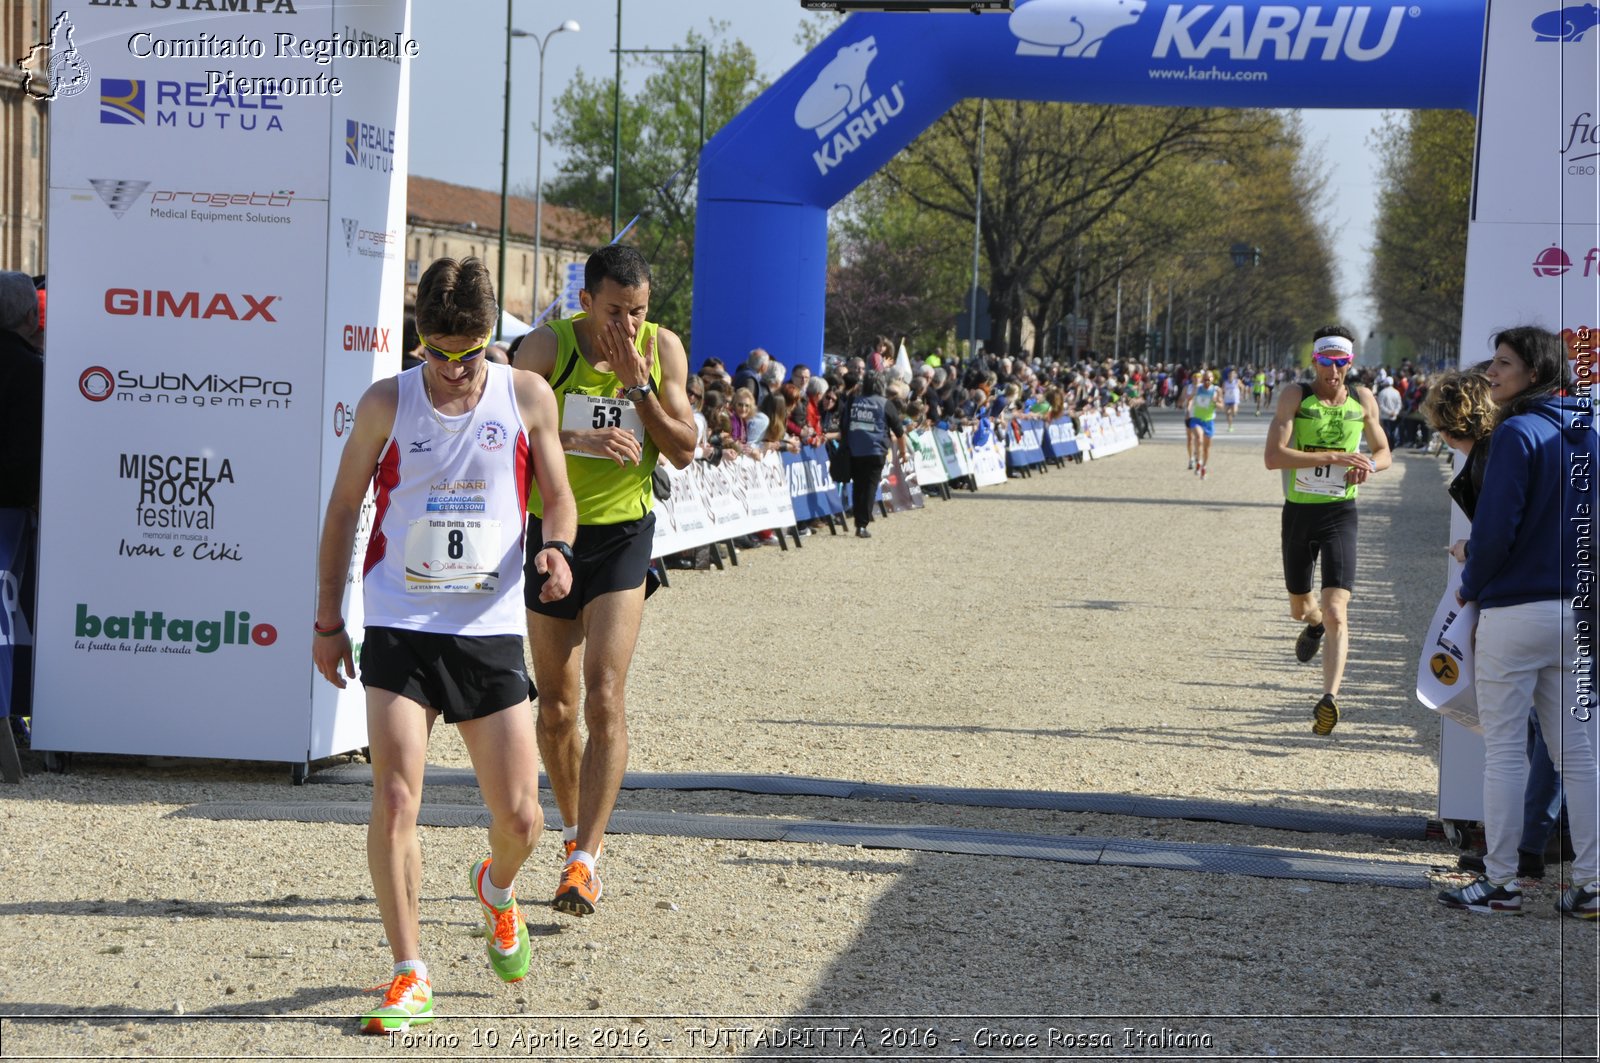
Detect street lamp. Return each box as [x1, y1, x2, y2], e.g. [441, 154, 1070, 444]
[496, 2, 525, 340]
[517, 19, 580, 320]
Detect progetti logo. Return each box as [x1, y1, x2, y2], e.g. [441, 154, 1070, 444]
[1532, 3, 1600, 41]
[1010, 0, 1147, 58]
[344, 118, 395, 172]
[17, 12, 91, 102]
[339, 217, 398, 258]
[89, 178, 150, 219]
[99, 76, 286, 132]
[793, 36, 905, 177]
[74, 603, 276, 655]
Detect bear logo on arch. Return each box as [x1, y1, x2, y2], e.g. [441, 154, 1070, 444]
[794, 36, 878, 139]
[1531, 4, 1600, 41]
[1010, 0, 1147, 58]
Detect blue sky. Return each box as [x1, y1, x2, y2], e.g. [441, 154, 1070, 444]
[406, 1, 1387, 344]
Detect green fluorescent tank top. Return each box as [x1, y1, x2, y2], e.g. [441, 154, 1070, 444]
[1284, 386, 1365, 504]
[529, 314, 662, 526]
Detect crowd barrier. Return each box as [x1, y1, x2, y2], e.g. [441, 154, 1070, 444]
[649, 410, 1141, 559]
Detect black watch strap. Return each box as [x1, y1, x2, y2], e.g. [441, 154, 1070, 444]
[542, 540, 574, 564]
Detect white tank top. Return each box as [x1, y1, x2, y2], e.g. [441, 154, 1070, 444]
[1223, 380, 1241, 403]
[362, 363, 530, 637]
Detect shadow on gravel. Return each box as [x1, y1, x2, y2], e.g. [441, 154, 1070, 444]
[953, 492, 1282, 510]
[772, 848, 1597, 1057]
[0, 895, 387, 926]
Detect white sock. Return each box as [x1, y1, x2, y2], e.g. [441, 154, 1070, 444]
[562, 825, 578, 844]
[570, 848, 597, 872]
[478, 861, 514, 908]
[394, 959, 429, 983]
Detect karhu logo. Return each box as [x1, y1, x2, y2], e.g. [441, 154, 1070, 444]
[793, 36, 905, 177]
[1010, 0, 1147, 58]
[104, 288, 279, 321]
[1152, 4, 1411, 62]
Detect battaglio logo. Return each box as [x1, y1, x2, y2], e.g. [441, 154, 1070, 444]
[74, 604, 277, 655]
[793, 36, 905, 177]
[1010, 0, 1147, 58]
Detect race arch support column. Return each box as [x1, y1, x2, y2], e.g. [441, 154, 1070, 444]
[692, 0, 1486, 373]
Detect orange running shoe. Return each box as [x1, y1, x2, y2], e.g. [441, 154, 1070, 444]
[553, 858, 603, 916]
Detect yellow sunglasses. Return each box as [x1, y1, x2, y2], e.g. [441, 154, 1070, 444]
[420, 333, 492, 363]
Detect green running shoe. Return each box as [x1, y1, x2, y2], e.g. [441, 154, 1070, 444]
[361, 970, 433, 1034]
[472, 858, 530, 982]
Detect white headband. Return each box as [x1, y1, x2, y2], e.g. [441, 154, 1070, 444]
[1313, 335, 1354, 357]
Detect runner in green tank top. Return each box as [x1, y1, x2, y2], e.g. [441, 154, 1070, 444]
[1263, 326, 1391, 736]
[511, 245, 696, 917]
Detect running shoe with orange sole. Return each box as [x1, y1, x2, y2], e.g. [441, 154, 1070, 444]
[553, 858, 603, 916]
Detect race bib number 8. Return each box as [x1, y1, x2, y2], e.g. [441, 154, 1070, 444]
[563, 393, 645, 458]
[1295, 461, 1349, 498]
[404, 518, 502, 593]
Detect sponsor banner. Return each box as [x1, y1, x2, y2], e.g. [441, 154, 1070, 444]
[1473, 2, 1598, 225]
[1088, 409, 1140, 458]
[0, 510, 35, 719]
[1442, 0, 1599, 819]
[971, 431, 1009, 487]
[906, 429, 947, 486]
[882, 450, 924, 513]
[35, 0, 410, 763]
[934, 427, 975, 480]
[781, 445, 845, 524]
[1043, 416, 1080, 460]
[1006, 416, 1047, 469]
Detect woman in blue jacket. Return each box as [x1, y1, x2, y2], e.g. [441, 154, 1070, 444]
[1439, 326, 1598, 919]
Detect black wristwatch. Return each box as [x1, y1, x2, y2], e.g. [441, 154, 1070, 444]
[621, 380, 653, 403]
[541, 540, 574, 565]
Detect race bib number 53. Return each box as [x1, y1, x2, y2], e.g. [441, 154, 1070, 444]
[404, 518, 502, 592]
[563, 393, 644, 457]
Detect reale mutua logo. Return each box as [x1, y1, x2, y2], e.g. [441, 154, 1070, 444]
[99, 76, 285, 132]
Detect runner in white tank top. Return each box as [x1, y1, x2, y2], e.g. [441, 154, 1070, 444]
[312, 257, 576, 1035]
[362, 361, 532, 637]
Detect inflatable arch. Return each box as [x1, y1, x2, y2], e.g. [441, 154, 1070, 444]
[690, 0, 1488, 369]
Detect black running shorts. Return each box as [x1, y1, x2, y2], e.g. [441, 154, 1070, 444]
[359, 627, 530, 724]
[1281, 499, 1359, 595]
[524, 512, 658, 620]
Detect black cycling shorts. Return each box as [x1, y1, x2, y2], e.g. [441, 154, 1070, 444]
[1281, 499, 1359, 595]
[524, 511, 658, 620]
[359, 627, 530, 724]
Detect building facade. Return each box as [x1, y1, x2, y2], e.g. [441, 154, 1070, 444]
[404, 176, 607, 326]
[1, 0, 50, 276]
